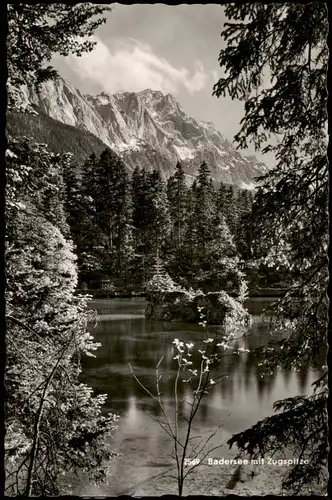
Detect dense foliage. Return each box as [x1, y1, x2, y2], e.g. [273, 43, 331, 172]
[4, 133, 254, 493]
[213, 3, 328, 494]
[67, 152, 252, 295]
[5, 3, 120, 495]
[5, 139, 119, 495]
[7, 2, 324, 495]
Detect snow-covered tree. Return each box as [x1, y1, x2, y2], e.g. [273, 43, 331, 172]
[5, 140, 119, 495]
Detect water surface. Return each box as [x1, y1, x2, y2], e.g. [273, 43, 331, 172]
[75, 297, 321, 495]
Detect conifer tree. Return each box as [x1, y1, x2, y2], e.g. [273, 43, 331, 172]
[131, 167, 170, 281]
[235, 189, 254, 260]
[167, 162, 187, 251]
[213, 3, 328, 493]
[179, 182, 197, 284]
[75, 152, 105, 285]
[93, 149, 133, 280]
[224, 184, 238, 236]
[131, 167, 151, 284]
[193, 161, 215, 257]
[134, 169, 170, 258]
[131, 166, 146, 245]
[6, 3, 120, 493]
[62, 153, 83, 240]
[146, 169, 170, 263]
[81, 152, 98, 208]
[5, 139, 119, 495]
[192, 176, 243, 293]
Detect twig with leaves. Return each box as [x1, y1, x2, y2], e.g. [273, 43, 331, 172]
[129, 307, 248, 495]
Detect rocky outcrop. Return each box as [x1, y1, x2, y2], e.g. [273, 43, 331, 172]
[145, 289, 251, 327]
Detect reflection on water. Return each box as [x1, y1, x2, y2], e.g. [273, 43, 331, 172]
[80, 297, 323, 437]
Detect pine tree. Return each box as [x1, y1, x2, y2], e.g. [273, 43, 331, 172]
[62, 153, 100, 285]
[217, 182, 228, 215]
[179, 182, 197, 284]
[193, 161, 215, 257]
[5, 137, 69, 236]
[213, 3, 328, 493]
[235, 190, 254, 260]
[74, 152, 107, 286]
[131, 167, 144, 268]
[131, 166, 147, 244]
[167, 162, 188, 251]
[5, 139, 119, 495]
[62, 153, 83, 241]
[82, 152, 98, 203]
[185, 180, 197, 259]
[93, 149, 133, 280]
[147, 169, 170, 256]
[117, 177, 134, 285]
[193, 178, 243, 293]
[224, 184, 238, 236]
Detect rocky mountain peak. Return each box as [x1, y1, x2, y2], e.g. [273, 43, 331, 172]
[137, 88, 164, 98]
[14, 76, 268, 187]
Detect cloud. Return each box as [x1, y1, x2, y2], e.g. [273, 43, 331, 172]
[63, 36, 210, 95]
[211, 69, 220, 84]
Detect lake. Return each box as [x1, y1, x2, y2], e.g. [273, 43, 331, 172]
[72, 297, 322, 496]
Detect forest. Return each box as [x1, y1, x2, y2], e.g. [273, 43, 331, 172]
[62, 151, 256, 294]
[6, 111, 283, 298]
[5, 2, 328, 497]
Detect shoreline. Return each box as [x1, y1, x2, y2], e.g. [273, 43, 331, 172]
[77, 288, 287, 300]
[66, 439, 326, 497]
[66, 430, 324, 497]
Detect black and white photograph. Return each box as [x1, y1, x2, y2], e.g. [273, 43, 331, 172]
[5, 2, 328, 496]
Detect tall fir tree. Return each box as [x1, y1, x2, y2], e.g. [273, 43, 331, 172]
[166, 161, 187, 251]
[193, 161, 215, 257]
[235, 189, 254, 260]
[213, 3, 328, 493]
[93, 149, 133, 280]
[180, 181, 197, 283]
[224, 184, 238, 236]
[78, 152, 108, 285]
[145, 169, 170, 264]
[5, 139, 119, 495]
[216, 182, 228, 216]
[7, 4, 111, 108]
[6, 4, 120, 493]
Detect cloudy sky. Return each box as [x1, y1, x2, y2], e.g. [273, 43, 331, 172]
[52, 4, 274, 166]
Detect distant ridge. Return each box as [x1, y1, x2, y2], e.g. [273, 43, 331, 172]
[10, 77, 268, 188]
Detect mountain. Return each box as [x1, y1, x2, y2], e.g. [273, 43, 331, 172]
[6, 110, 109, 166]
[9, 78, 269, 187]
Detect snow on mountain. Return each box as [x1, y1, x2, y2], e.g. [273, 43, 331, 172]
[239, 181, 256, 191]
[173, 145, 196, 161]
[15, 77, 268, 187]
